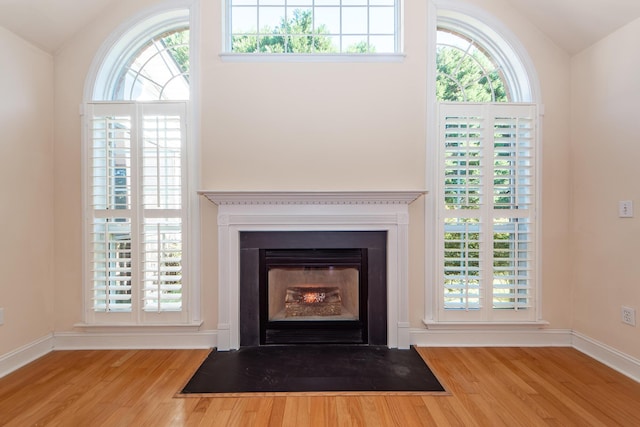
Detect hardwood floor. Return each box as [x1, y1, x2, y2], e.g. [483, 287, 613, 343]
[1, 347, 639, 426]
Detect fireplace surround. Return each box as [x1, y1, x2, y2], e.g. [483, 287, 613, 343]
[200, 191, 424, 350]
[240, 231, 387, 346]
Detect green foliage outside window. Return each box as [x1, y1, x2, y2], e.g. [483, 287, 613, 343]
[436, 33, 508, 102]
[162, 29, 190, 76]
[232, 9, 372, 54]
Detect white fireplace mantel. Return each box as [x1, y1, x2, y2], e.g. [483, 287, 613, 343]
[199, 190, 425, 350]
[200, 190, 424, 206]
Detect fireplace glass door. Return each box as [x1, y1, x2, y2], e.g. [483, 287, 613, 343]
[260, 249, 367, 344]
[268, 266, 360, 321]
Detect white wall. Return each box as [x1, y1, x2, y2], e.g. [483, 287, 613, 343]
[48, 0, 574, 347]
[571, 16, 640, 360]
[0, 27, 54, 356]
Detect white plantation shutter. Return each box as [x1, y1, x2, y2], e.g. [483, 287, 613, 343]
[86, 102, 187, 323]
[142, 218, 182, 312]
[443, 217, 482, 310]
[438, 103, 536, 322]
[91, 219, 132, 312]
[89, 106, 134, 315]
[90, 113, 132, 210]
[140, 107, 185, 315]
[142, 114, 183, 210]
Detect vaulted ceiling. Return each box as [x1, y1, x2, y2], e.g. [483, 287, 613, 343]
[0, 0, 116, 53]
[506, 0, 640, 55]
[1, 0, 640, 55]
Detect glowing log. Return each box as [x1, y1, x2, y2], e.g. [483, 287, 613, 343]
[285, 286, 342, 317]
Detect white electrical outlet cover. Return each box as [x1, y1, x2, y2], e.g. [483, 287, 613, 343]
[619, 200, 634, 218]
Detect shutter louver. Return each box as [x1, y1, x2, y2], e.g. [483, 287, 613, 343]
[493, 116, 534, 210]
[443, 115, 483, 211]
[142, 115, 182, 210]
[91, 115, 132, 210]
[444, 217, 482, 310]
[91, 218, 132, 312]
[142, 218, 182, 312]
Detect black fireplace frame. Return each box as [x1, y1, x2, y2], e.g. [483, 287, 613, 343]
[239, 231, 388, 346]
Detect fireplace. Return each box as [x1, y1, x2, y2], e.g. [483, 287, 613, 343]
[239, 231, 387, 346]
[263, 249, 365, 344]
[200, 191, 423, 350]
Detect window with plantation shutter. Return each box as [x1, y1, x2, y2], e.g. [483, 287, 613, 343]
[438, 103, 536, 322]
[86, 102, 187, 324]
[84, 9, 193, 326]
[427, 16, 541, 326]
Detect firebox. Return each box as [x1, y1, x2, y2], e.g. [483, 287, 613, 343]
[261, 249, 367, 344]
[239, 231, 387, 347]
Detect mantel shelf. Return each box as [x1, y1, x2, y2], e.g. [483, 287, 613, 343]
[198, 190, 426, 206]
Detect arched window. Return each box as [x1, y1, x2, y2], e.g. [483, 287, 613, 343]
[436, 29, 508, 102]
[83, 8, 193, 325]
[92, 9, 190, 101]
[110, 27, 189, 100]
[437, 9, 535, 103]
[428, 9, 541, 325]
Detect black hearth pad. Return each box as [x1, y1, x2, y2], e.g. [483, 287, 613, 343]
[180, 345, 445, 394]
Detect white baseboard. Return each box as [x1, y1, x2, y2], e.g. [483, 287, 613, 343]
[571, 331, 640, 383]
[53, 330, 217, 350]
[410, 327, 573, 347]
[0, 334, 54, 379]
[2, 329, 638, 384]
[410, 327, 640, 383]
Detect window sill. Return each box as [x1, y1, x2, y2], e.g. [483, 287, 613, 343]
[422, 319, 550, 330]
[73, 321, 204, 333]
[219, 53, 406, 63]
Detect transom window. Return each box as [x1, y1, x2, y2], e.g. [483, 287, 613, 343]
[228, 0, 399, 53]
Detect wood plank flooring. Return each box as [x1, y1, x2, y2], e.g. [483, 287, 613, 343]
[1, 347, 639, 426]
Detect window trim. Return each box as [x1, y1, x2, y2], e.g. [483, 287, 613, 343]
[218, 52, 406, 63]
